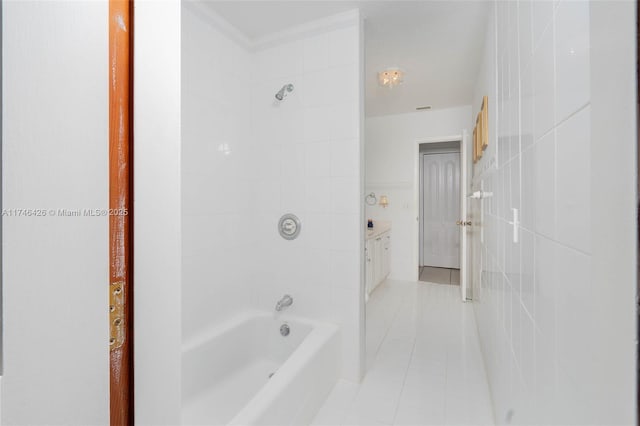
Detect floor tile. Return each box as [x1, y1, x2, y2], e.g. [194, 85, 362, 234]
[394, 389, 446, 426]
[310, 380, 359, 426]
[450, 269, 460, 285]
[311, 279, 495, 426]
[419, 266, 451, 284]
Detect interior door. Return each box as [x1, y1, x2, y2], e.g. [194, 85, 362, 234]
[421, 152, 461, 269]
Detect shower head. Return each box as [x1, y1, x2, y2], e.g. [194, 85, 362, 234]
[275, 84, 294, 101]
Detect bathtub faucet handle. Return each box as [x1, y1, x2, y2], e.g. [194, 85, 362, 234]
[275, 294, 293, 312]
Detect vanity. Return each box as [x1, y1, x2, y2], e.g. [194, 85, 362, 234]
[365, 221, 391, 299]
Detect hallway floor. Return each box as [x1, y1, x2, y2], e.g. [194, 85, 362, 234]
[419, 266, 460, 285]
[311, 280, 495, 426]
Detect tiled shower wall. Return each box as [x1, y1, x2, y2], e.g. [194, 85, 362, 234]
[250, 15, 363, 381]
[470, 1, 635, 424]
[181, 4, 254, 343]
[181, 6, 363, 381]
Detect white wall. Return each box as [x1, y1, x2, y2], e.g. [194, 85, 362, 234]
[180, 9, 364, 382]
[181, 3, 253, 344]
[470, 1, 637, 424]
[250, 12, 363, 381]
[2, 1, 109, 424]
[134, 1, 182, 424]
[365, 106, 472, 281]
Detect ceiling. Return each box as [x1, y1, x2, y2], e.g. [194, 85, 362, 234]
[199, 1, 491, 117]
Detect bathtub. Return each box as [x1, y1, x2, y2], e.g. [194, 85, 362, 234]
[181, 310, 340, 425]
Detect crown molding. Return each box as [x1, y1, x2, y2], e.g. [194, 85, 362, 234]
[252, 9, 360, 51]
[183, 3, 360, 52]
[182, 1, 253, 50]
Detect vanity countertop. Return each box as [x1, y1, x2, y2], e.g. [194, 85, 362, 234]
[366, 221, 391, 240]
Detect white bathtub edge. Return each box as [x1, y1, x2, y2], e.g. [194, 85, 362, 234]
[228, 322, 340, 426]
[182, 310, 337, 354]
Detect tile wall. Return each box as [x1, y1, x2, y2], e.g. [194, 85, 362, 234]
[182, 5, 254, 343]
[250, 16, 363, 380]
[181, 6, 363, 381]
[470, 1, 635, 424]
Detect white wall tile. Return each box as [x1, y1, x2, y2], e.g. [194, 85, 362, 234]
[534, 327, 558, 425]
[532, 24, 555, 141]
[254, 40, 303, 81]
[182, 6, 255, 342]
[554, 0, 590, 123]
[303, 33, 329, 73]
[254, 20, 363, 382]
[281, 144, 306, 178]
[305, 142, 332, 178]
[520, 63, 534, 153]
[183, 10, 362, 387]
[256, 178, 282, 213]
[305, 247, 333, 288]
[510, 156, 521, 212]
[303, 212, 334, 250]
[276, 106, 304, 145]
[469, 1, 636, 423]
[518, 307, 536, 389]
[302, 69, 330, 107]
[326, 63, 359, 104]
[328, 25, 359, 67]
[533, 131, 555, 239]
[331, 177, 359, 214]
[305, 178, 333, 214]
[518, 0, 533, 71]
[553, 244, 598, 411]
[505, 231, 521, 298]
[520, 146, 535, 231]
[328, 102, 359, 140]
[330, 139, 359, 177]
[303, 105, 332, 143]
[332, 213, 360, 252]
[281, 178, 306, 212]
[331, 249, 360, 290]
[254, 142, 283, 179]
[531, 0, 555, 49]
[520, 228, 535, 317]
[555, 106, 590, 253]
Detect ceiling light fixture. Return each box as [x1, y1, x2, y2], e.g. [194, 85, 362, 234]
[378, 67, 404, 88]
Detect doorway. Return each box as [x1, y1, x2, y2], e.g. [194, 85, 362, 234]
[417, 139, 468, 297]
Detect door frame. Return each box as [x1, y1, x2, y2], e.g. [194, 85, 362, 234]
[413, 132, 470, 300]
[109, 0, 134, 424]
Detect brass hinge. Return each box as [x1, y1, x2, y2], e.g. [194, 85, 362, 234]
[109, 281, 125, 350]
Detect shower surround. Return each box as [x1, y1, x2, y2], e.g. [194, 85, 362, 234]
[181, 3, 364, 423]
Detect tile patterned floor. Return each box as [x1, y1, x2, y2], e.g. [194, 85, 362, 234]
[311, 280, 494, 426]
[419, 267, 460, 285]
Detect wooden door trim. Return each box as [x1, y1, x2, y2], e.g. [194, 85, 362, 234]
[109, 1, 133, 424]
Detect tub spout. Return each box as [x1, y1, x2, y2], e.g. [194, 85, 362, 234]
[275, 295, 293, 312]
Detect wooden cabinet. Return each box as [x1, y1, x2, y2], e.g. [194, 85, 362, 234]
[366, 230, 391, 299]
